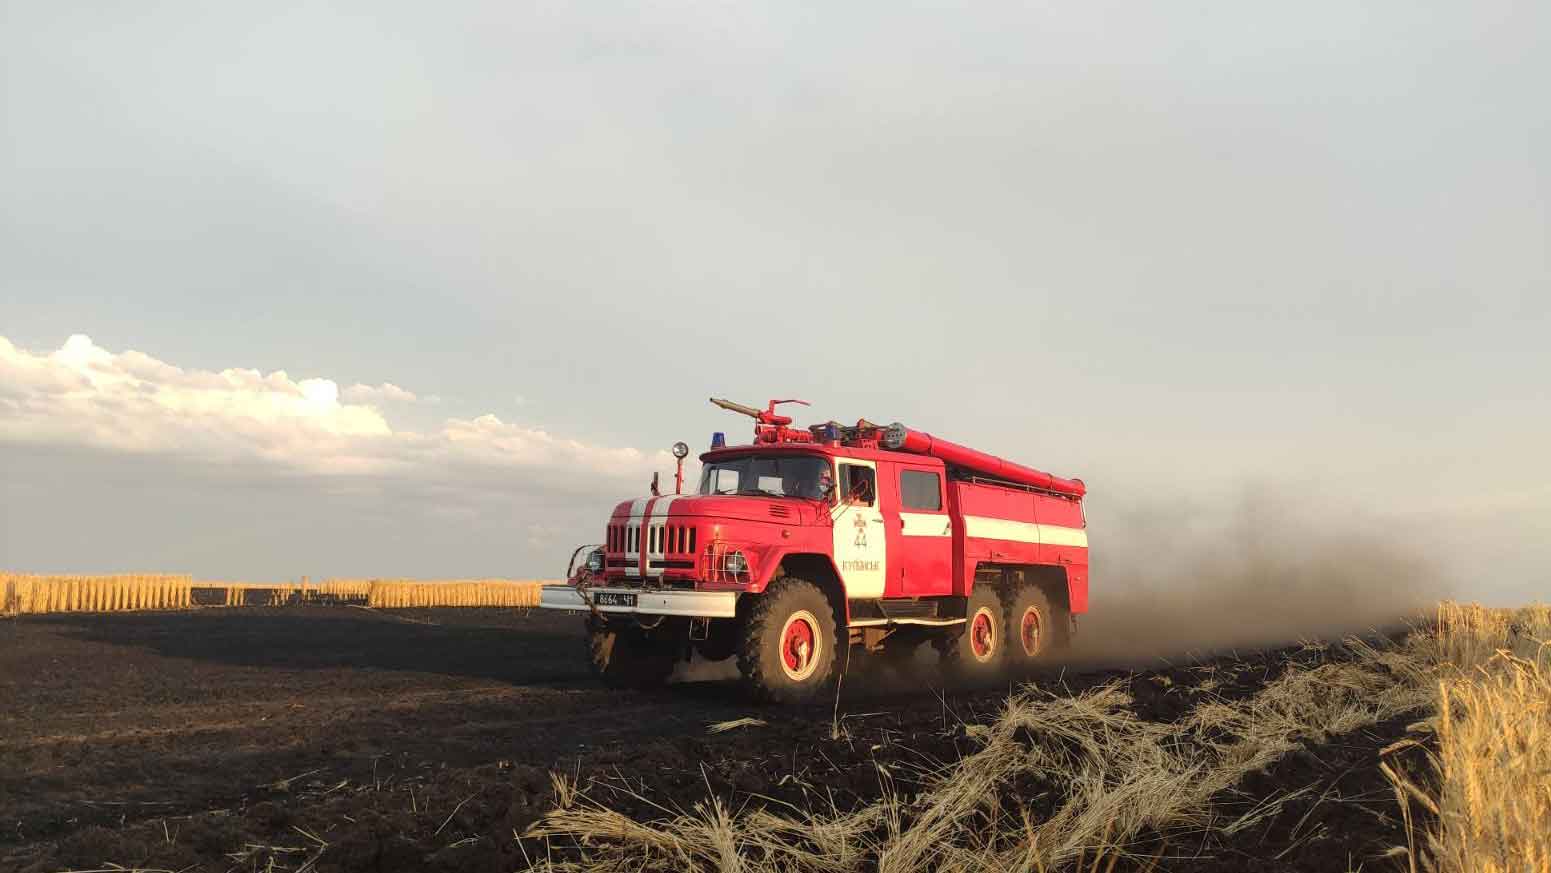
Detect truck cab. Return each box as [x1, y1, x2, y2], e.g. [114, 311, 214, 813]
[541, 400, 1089, 701]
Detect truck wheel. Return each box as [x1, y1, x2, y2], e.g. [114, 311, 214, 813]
[692, 619, 739, 662]
[585, 617, 677, 689]
[1005, 584, 1063, 667]
[939, 584, 1005, 682]
[738, 577, 838, 703]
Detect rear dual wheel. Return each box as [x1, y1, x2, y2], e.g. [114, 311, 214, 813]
[1005, 585, 1059, 664]
[939, 584, 1005, 683]
[941, 581, 1067, 682]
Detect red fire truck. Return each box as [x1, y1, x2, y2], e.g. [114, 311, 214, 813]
[540, 399, 1089, 701]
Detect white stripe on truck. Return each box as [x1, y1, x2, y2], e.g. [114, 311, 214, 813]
[643, 494, 680, 577]
[624, 497, 649, 566]
[962, 515, 1088, 548]
[899, 512, 952, 537]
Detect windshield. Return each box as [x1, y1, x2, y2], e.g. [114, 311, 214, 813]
[697, 454, 832, 500]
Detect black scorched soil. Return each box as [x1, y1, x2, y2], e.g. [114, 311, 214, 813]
[0, 607, 1428, 872]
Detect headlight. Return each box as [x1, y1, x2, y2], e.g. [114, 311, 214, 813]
[586, 549, 605, 572]
[724, 552, 748, 575]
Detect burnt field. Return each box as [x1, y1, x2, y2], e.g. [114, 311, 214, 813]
[1, 607, 1428, 872]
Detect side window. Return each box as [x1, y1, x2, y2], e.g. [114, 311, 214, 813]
[837, 464, 876, 505]
[900, 470, 942, 511]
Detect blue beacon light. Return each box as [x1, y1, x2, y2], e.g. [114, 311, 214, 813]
[710, 431, 726, 448]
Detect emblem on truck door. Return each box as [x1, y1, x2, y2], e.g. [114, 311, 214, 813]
[853, 513, 868, 548]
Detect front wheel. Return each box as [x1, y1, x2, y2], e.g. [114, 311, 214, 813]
[586, 616, 678, 689]
[738, 577, 838, 703]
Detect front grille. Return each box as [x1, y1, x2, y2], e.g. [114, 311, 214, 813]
[668, 525, 696, 555]
[643, 523, 696, 555]
[608, 520, 699, 580]
[607, 524, 638, 553]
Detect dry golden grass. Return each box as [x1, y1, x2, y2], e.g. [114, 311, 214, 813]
[1384, 603, 1551, 873]
[1, 573, 193, 614]
[193, 580, 306, 607]
[526, 639, 1437, 873]
[1429, 652, 1551, 873]
[316, 578, 374, 600]
[1429, 601, 1551, 668]
[359, 579, 544, 608]
[2, 572, 549, 614]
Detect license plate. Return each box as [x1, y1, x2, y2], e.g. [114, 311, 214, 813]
[593, 592, 637, 608]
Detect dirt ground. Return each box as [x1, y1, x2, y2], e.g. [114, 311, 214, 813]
[1, 607, 1426, 872]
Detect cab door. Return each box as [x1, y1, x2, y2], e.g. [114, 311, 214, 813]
[831, 459, 886, 599]
[896, 464, 952, 596]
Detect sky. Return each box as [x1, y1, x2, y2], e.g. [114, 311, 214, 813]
[2, 1, 1547, 600]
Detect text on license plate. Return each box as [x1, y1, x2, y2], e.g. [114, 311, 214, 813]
[593, 592, 637, 608]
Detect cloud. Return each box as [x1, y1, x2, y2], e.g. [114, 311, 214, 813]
[340, 382, 417, 404]
[0, 334, 670, 484]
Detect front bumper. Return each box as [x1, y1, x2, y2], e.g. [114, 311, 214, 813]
[539, 585, 739, 619]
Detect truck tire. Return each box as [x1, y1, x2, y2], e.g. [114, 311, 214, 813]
[738, 577, 838, 703]
[1004, 584, 1065, 667]
[692, 618, 739, 662]
[585, 617, 677, 689]
[939, 584, 1005, 683]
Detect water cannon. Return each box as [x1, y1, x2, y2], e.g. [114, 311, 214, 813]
[709, 397, 815, 444]
[709, 397, 809, 426]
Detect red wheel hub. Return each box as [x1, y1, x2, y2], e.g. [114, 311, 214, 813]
[970, 610, 995, 659]
[1021, 607, 1041, 655]
[783, 616, 815, 674]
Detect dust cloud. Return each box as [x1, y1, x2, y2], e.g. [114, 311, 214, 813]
[1066, 492, 1452, 667]
[670, 493, 1453, 681]
[670, 651, 741, 683]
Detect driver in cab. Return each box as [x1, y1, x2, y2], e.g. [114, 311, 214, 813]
[786, 468, 834, 501]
